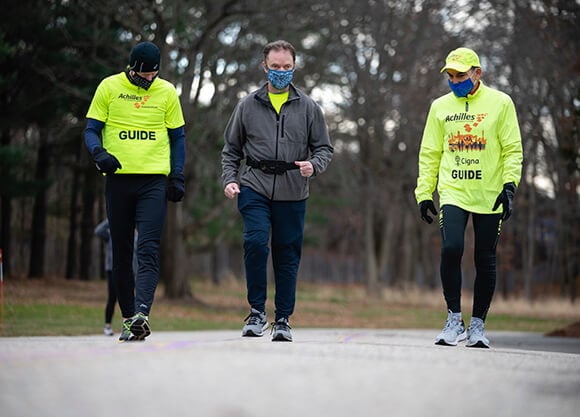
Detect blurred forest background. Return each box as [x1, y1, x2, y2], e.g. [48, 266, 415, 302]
[0, 0, 578, 302]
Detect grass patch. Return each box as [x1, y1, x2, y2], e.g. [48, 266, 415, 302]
[485, 314, 573, 333]
[0, 277, 578, 337]
[4, 304, 103, 336]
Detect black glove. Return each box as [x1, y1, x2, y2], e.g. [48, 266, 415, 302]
[167, 172, 185, 202]
[492, 182, 516, 221]
[419, 200, 438, 224]
[92, 147, 121, 175]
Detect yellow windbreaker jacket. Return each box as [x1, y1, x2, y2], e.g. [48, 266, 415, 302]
[415, 81, 523, 214]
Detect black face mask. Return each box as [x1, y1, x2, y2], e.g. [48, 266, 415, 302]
[126, 70, 156, 90]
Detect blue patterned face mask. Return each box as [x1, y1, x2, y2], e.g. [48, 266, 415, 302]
[448, 77, 474, 97]
[267, 68, 294, 90]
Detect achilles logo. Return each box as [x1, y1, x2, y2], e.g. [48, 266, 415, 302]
[119, 130, 156, 140]
[118, 93, 143, 101]
[445, 113, 475, 122]
[118, 93, 152, 109]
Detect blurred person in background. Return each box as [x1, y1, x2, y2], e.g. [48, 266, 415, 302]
[95, 219, 138, 336]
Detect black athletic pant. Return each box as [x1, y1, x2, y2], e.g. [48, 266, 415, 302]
[105, 174, 167, 318]
[439, 204, 502, 321]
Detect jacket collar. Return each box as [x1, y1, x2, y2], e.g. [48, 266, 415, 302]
[467, 79, 485, 99]
[255, 83, 301, 103]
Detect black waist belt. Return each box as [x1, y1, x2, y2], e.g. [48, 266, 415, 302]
[246, 157, 299, 175]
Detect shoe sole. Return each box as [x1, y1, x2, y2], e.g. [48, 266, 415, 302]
[242, 323, 268, 337]
[118, 333, 148, 342]
[271, 332, 292, 342]
[130, 318, 151, 340]
[466, 340, 490, 348]
[435, 339, 458, 346]
[435, 333, 466, 346]
[242, 330, 264, 337]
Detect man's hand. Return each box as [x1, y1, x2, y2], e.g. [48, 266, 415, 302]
[295, 161, 314, 177]
[492, 182, 516, 221]
[167, 173, 185, 202]
[419, 200, 438, 224]
[92, 147, 121, 175]
[224, 182, 240, 199]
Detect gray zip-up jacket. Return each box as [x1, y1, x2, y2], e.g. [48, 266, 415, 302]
[221, 83, 333, 201]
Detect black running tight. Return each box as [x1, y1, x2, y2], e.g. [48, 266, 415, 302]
[105, 174, 167, 318]
[439, 204, 502, 321]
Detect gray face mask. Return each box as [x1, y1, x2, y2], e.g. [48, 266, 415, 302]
[126, 70, 156, 90]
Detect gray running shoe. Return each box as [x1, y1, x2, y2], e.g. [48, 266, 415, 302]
[271, 317, 292, 342]
[242, 308, 268, 337]
[104, 324, 114, 336]
[466, 318, 490, 348]
[435, 310, 466, 346]
[119, 313, 150, 342]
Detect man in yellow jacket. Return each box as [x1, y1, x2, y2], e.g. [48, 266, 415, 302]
[415, 47, 523, 348]
[85, 42, 186, 342]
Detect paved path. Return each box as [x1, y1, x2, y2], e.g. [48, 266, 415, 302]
[1, 329, 579, 417]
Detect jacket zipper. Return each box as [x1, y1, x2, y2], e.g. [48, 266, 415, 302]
[280, 114, 285, 138]
[271, 112, 281, 200]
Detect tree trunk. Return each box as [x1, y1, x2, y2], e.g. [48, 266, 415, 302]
[162, 202, 191, 299]
[378, 205, 396, 285]
[0, 128, 11, 276]
[79, 168, 97, 280]
[555, 185, 566, 299]
[563, 179, 577, 303]
[28, 129, 49, 278]
[401, 212, 416, 288]
[364, 190, 379, 295]
[212, 242, 230, 285]
[524, 178, 536, 301]
[65, 169, 80, 279]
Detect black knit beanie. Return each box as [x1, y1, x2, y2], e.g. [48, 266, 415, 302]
[129, 42, 160, 72]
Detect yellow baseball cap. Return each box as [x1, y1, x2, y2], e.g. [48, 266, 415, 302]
[440, 47, 481, 73]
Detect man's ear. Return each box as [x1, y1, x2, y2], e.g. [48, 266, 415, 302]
[262, 62, 268, 73]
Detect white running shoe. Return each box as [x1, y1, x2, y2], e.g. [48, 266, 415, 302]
[435, 310, 466, 346]
[466, 317, 490, 348]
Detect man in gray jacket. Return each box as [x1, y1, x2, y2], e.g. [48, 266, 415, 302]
[221, 40, 333, 341]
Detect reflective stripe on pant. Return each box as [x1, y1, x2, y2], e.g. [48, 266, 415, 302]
[439, 204, 502, 321]
[105, 174, 167, 318]
[237, 186, 306, 321]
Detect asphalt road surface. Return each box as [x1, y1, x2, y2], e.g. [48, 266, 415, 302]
[1, 329, 579, 417]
